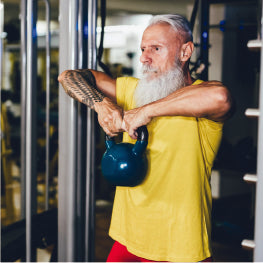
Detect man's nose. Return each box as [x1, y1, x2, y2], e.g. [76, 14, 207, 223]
[140, 51, 152, 65]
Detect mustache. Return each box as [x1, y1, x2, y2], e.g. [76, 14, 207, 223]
[141, 65, 159, 74]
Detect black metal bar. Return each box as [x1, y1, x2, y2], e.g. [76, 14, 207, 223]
[257, 0, 262, 39]
[75, 0, 89, 260]
[200, 0, 209, 81]
[190, 0, 200, 32]
[209, 0, 257, 4]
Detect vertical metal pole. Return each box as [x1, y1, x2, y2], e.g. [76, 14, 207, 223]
[254, 1, 263, 260]
[200, 0, 209, 81]
[76, 0, 90, 260]
[85, 0, 97, 261]
[25, 0, 37, 261]
[43, 0, 51, 211]
[0, 4, 3, 214]
[26, 1, 33, 255]
[78, 0, 84, 69]
[257, 0, 262, 40]
[20, 0, 27, 221]
[58, 0, 78, 261]
[0, 1, 3, 91]
[87, 0, 97, 70]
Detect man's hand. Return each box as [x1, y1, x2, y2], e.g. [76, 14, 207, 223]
[95, 97, 125, 137]
[123, 106, 152, 139]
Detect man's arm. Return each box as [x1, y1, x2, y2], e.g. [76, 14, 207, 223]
[58, 69, 117, 102]
[58, 69, 124, 136]
[123, 81, 233, 139]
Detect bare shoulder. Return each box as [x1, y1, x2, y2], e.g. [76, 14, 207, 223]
[200, 80, 234, 121]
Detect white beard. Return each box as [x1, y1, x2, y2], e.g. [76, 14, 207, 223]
[134, 63, 185, 107]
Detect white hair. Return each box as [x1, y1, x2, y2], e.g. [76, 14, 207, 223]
[148, 14, 193, 42]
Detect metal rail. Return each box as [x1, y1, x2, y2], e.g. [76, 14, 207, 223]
[247, 39, 262, 50]
[0, 1, 3, 91]
[20, 0, 27, 221]
[254, 0, 263, 260]
[245, 108, 260, 118]
[242, 239, 256, 250]
[243, 173, 258, 183]
[42, 0, 51, 211]
[58, 0, 78, 260]
[85, 1, 97, 260]
[0, 5, 3, 228]
[200, 0, 209, 81]
[25, 0, 38, 261]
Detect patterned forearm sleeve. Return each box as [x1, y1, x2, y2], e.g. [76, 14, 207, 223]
[60, 69, 105, 109]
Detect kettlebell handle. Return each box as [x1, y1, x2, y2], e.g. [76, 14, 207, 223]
[105, 125, 148, 142]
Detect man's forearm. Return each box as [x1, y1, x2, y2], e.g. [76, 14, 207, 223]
[58, 69, 124, 136]
[59, 69, 105, 110]
[143, 81, 233, 122]
[123, 81, 233, 139]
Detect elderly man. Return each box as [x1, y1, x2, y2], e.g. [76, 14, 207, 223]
[59, 14, 233, 262]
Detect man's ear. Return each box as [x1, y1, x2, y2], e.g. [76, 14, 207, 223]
[180, 41, 194, 62]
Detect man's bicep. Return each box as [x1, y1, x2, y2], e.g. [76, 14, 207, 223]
[91, 70, 117, 102]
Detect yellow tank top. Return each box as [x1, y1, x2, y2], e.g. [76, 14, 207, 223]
[109, 77, 223, 262]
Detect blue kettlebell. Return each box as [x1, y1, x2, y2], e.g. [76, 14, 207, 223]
[101, 126, 148, 187]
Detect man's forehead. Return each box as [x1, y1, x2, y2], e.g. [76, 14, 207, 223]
[141, 24, 180, 44]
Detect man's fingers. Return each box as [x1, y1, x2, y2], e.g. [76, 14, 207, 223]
[127, 127, 137, 140]
[121, 120, 127, 132]
[103, 127, 118, 137]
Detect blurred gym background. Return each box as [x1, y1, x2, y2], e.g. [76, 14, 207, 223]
[1, 0, 262, 261]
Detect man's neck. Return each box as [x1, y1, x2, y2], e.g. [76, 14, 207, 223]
[184, 70, 193, 86]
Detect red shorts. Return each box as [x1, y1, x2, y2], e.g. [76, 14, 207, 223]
[107, 241, 213, 262]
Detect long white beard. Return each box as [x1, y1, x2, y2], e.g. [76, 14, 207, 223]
[134, 63, 185, 107]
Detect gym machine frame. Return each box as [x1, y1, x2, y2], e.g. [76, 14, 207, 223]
[58, 0, 96, 261]
[20, 0, 51, 261]
[242, 0, 263, 261]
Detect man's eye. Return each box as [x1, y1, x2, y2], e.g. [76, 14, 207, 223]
[155, 47, 159, 51]
[141, 48, 145, 52]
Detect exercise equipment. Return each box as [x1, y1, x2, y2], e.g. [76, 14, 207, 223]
[101, 126, 148, 187]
